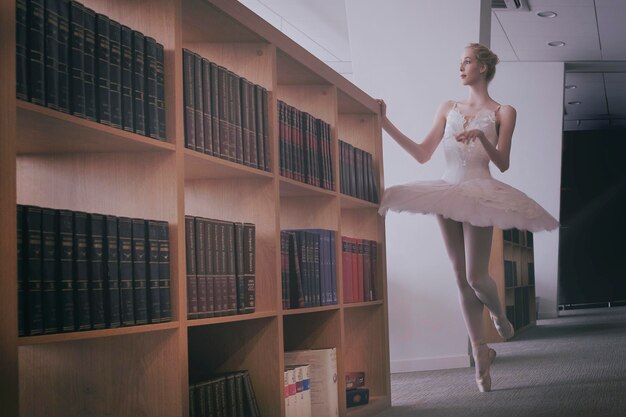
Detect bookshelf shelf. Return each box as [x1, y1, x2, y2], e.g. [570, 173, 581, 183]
[16, 101, 175, 155]
[183, 149, 274, 180]
[282, 305, 341, 316]
[186, 311, 277, 327]
[3, 0, 390, 416]
[17, 321, 179, 346]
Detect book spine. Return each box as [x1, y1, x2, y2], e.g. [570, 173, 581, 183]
[211, 219, 222, 316]
[261, 88, 270, 171]
[195, 217, 207, 319]
[16, 0, 29, 100]
[131, 30, 146, 135]
[58, 210, 75, 331]
[73, 211, 91, 330]
[247, 82, 258, 169]
[217, 66, 229, 160]
[233, 75, 243, 165]
[131, 219, 148, 324]
[278, 101, 285, 176]
[234, 222, 245, 314]
[25, 206, 44, 335]
[88, 213, 106, 329]
[243, 370, 261, 417]
[57, 0, 70, 112]
[227, 71, 238, 162]
[210, 62, 221, 157]
[370, 240, 377, 301]
[216, 220, 227, 316]
[108, 20, 122, 129]
[82, 7, 96, 121]
[201, 58, 213, 155]
[185, 216, 198, 320]
[204, 218, 215, 318]
[182, 49, 195, 150]
[147, 220, 161, 323]
[44, 0, 60, 110]
[69, 1, 85, 117]
[192, 52, 205, 153]
[157, 221, 171, 321]
[144, 36, 159, 139]
[240, 79, 251, 166]
[105, 215, 121, 328]
[118, 217, 134, 325]
[155, 43, 166, 140]
[280, 232, 288, 309]
[28, 0, 46, 105]
[362, 239, 371, 303]
[243, 223, 256, 314]
[226, 222, 237, 315]
[120, 25, 134, 132]
[17, 206, 26, 336]
[95, 13, 110, 125]
[41, 208, 59, 334]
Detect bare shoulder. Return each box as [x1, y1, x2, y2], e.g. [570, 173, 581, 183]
[436, 100, 456, 118]
[497, 104, 517, 124]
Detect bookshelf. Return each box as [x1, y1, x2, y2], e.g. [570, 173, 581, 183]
[483, 228, 536, 343]
[1, 0, 390, 416]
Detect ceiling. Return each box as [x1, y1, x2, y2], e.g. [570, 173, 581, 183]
[490, 0, 626, 131]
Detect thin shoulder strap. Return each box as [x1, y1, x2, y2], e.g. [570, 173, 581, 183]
[452, 101, 458, 110]
[494, 105, 502, 113]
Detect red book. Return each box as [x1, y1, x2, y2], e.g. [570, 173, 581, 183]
[356, 239, 364, 302]
[342, 237, 353, 303]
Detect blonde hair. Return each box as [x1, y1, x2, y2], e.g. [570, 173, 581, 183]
[467, 43, 499, 83]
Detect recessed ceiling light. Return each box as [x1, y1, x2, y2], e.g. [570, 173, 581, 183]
[568, 101, 581, 105]
[548, 41, 566, 47]
[537, 11, 558, 18]
[565, 85, 577, 89]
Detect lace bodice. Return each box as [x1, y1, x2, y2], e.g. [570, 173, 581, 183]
[441, 105, 499, 184]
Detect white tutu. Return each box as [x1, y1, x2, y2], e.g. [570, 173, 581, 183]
[379, 105, 559, 233]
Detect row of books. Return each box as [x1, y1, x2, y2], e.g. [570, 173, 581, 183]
[189, 370, 260, 417]
[278, 100, 335, 190]
[345, 372, 369, 409]
[17, 205, 170, 337]
[284, 364, 312, 417]
[185, 216, 256, 319]
[285, 348, 338, 417]
[280, 229, 337, 309]
[183, 49, 271, 171]
[342, 237, 377, 304]
[16, 0, 166, 139]
[339, 140, 379, 203]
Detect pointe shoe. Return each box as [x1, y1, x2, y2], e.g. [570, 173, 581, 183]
[474, 346, 496, 393]
[490, 312, 515, 340]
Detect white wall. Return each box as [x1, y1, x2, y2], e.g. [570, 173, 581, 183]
[490, 62, 564, 319]
[345, 0, 491, 372]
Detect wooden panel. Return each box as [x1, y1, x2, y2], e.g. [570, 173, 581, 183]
[187, 317, 282, 415]
[0, 0, 18, 414]
[185, 177, 277, 313]
[184, 149, 274, 180]
[279, 177, 337, 197]
[276, 85, 337, 126]
[277, 49, 329, 85]
[341, 208, 380, 242]
[283, 310, 341, 352]
[337, 114, 379, 157]
[19, 330, 181, 417]
[280, 196, 339, 231]
[183, 43, 275, 91]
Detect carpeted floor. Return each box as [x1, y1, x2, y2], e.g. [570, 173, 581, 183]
[375, 306, 626, 417]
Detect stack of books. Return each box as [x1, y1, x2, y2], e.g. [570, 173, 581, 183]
[345, 371, 369, 408]
[342, 237, 377, 303]
[284, 364, 311, 417]
[339, 140, 379, 203]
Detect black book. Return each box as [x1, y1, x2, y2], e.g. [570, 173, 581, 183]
[227, 71, 238, 163]
[95, 13, 110, 125]
[41, 208, 59, 334]
[233, 74, 243, 165]
[204, 218, 215, 318]
[144, 36, 159, 139]
[28, 0, 46, 105]
[201, 58, 213, 155]
[17, 205, 26, 336]
[193, 52, 205, 153]
[210, 62, 221, 157]
[233, 372, 246, 417]
[225, 373, 237, 417]
[120, 25, 134, 132]
[185, 216, 198, 320]
[242, 370, 261, 417]
[255, 86, 266, 171]
[25, 206, 44, 335]
[69, 1, 85, 117]
[104, 215, 121, 328]
[245, 81, 258, 169]
[118, 217, 134, 325]
[44, 0, 60, 110]
[73, 211, 91, 330]
[57, 0, 70, 113]
[146, 220, 161, 323]
[131, 30, 146, 135]
[242, 223, 256, 314]
[234, 223, 245, 314]
[226, 222, 237, 315]
[195, 217, 207, 318]
[88, 214, 106, 329]
[217, 66, 229, 160]
[261, 87, 270, 171]
[57, 210, 75, 331]
[82, 7, 97, 121]
[16, 0, 29, 100]
[213, 220, 226, 317]
[131, 219, 148, 324]
[182, 49, 195, 150]
[155, 43, 166, 140]
[157, 221, 171, 322]
[108, 20, 122, 129]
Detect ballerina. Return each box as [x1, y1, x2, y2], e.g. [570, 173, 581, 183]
[377, 43, 558, 392]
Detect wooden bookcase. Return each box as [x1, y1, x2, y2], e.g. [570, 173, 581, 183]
[0, 0, 390, 416]
[483, 228, 536, 343]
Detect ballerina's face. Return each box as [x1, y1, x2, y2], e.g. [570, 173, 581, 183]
[459, 47, 486, 85]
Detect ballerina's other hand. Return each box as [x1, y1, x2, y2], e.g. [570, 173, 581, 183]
[456, 129, 486, 144]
